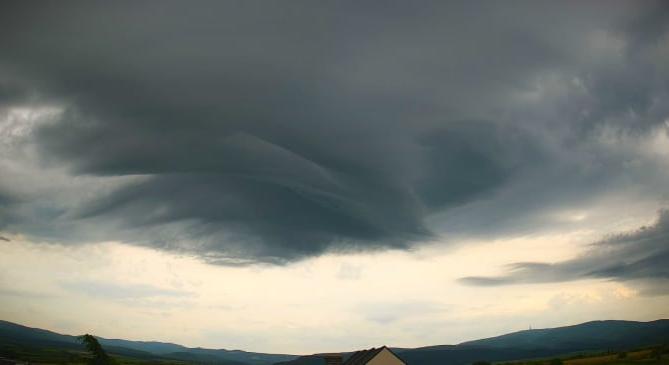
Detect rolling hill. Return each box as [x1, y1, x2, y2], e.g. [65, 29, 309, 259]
[277, 320, 669, 365]
[459, 320, 669, 350]
[0, 320, 296, 365]
[1, 319, 668, 365]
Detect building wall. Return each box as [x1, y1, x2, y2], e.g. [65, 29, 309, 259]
[367, 348, 405, 365]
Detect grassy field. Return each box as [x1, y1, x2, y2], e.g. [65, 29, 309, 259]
[565, 350, 656, 365]
[0, 342, 187, 365]
[498, 347, 669, 365]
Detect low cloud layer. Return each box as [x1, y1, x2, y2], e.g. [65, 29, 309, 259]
[63, 281, 193, 300]
[460, 210, 669, 294]
[1, 1, 668, 265]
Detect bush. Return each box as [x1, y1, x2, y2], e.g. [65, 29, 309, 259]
[78, 334, 113, 365]
[617, 352, 627, 359]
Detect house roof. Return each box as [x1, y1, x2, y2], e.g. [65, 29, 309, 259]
[343, 346, 406, 365]
[343, 347, 384, 365]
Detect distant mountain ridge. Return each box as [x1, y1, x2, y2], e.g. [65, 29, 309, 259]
[396, 320, 669, 365]
[0, 319, 296, 365]
[458, 320, 669, 350]
[1, 319, 668, 365]
[276, 320, 669, 365]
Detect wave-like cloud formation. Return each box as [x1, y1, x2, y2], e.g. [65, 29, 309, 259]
[0, 1, 668, 264]
[460, 210, 669, 294]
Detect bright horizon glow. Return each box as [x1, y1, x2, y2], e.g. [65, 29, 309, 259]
[1, 224, 667, 354]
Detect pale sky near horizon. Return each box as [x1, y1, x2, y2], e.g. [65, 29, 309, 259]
[1, 234, 668, 354]
[1, 0, 669, 354]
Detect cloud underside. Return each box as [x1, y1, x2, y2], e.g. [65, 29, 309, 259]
[460, 210, 669, 294]
[0, 1, 668, 265]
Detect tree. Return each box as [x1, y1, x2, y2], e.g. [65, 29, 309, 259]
[550, 358, 563, 365]
[78, 334, 113, 365]
[617, 352, 627, 359]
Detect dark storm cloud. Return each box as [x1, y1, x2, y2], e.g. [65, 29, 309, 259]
[620, 0, 669, 48]
[460, 210, 669, 294]
[0, 82, 32, 108]
[0, 1, 668, 263]
[0, 191, 18, 230]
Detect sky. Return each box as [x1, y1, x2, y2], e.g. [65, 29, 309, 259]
[1, 0, 669, 355]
